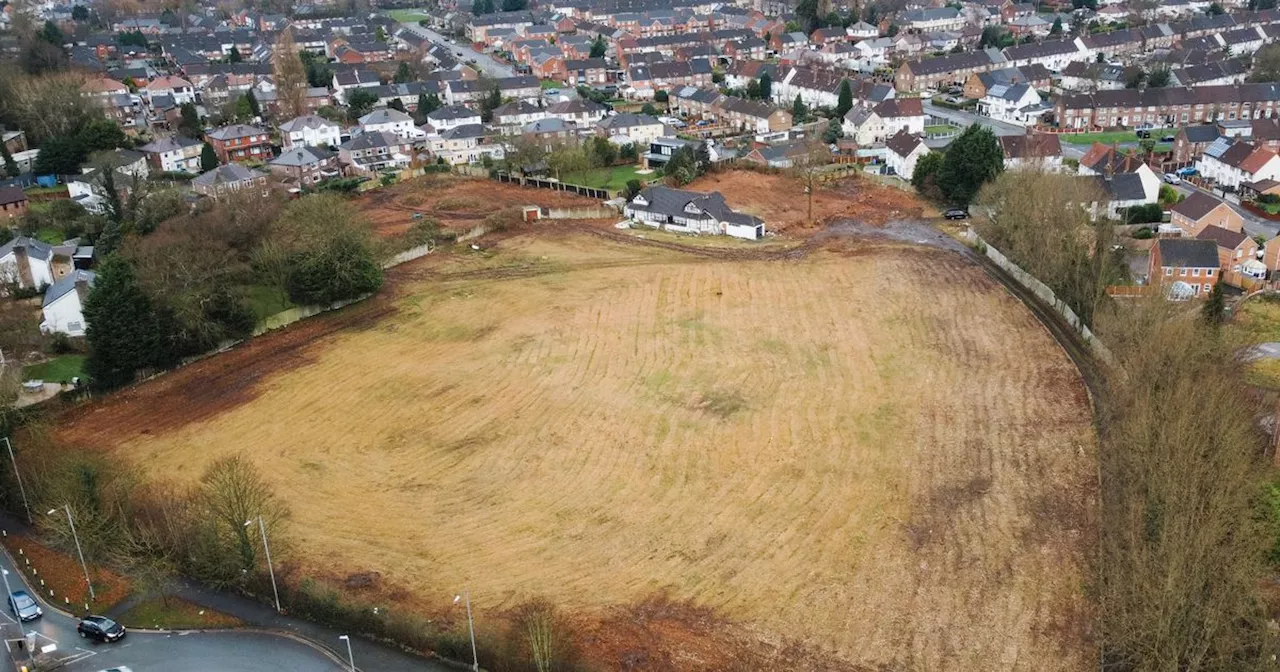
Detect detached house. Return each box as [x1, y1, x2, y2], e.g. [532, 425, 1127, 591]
[269, 146, 340, 187]
[1170, 191, 1244, 236]
[339, 131, 415, 174]
[1148, 238, 1220, 299]
[40, 270, 94, 337]
[885, 130, 929, 178]
[139, 136, 203, 174]
[280, 115, 343, 149]
[205, 124, 272, 163]
[874, 98, 925, 138]
[0, 237, 55, 289]
[143, 76, 195, 105]
[999, 133, 1063, 171]
[624, 185, 765, 240]
[192, 164, 269, 198]
[359, 107, 422, 139]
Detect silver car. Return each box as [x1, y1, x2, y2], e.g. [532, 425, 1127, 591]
[9, 590, 41, 621]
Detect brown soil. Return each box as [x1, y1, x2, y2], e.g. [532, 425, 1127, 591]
[358, 174, 604, 238]
[51, 229, 1097, 671]
[687, 169, 930, 235]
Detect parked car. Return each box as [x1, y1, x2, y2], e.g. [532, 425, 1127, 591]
[1136, 129, 1151, 139]
[96, 668, 133, 672]
[943, 208, 969, 220]
[545, 88, 560, 95]
[1163, 172, 1182, 185]
[78, 616, 126, 643]
[1161, 134, 1176, 142]
[8, 591, 40, 621]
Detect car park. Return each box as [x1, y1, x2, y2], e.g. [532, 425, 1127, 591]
[8, 591, 40, 621]
[78, 616, 126, 643]
[943, 208, 969, 220]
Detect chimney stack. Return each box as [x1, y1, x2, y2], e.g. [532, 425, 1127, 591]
[12, 243, 32, 289]
[74, 274, 90, 303]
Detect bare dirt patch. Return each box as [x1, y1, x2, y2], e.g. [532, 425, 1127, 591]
[53, 231, 1096, 671]
[359, 175, 604, 238]
[687, 169, 929, 234]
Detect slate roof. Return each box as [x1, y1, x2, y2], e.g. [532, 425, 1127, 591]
[628, 185, 762, 227]
[873, 97, 922, 118]
[885, 130, 924, 157]
[279, 115, 340, 132]
[270, 146, 335, 167]
[341, 131, 410, 150]
[42, 270, 95, 308]
[359, 107, 414, 125]
[1172, 191, 1230, 221]
[428, 105, 481, 121]
[0, 185, 27, 207]
[1196, 224, 1249, 250]
[1180, 124, 1221, 144]
[1098, 172, 1147, 201]
[206, 124, 267, 141]
[999, 133, 1062, 160]
[193, 163, 265, 188]
[1156, 238, 1220, 268]
[0, 237, 53, 261]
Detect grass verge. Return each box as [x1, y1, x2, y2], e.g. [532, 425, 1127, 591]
[117, 596, 242, 630]
[0, 534, 131, 612]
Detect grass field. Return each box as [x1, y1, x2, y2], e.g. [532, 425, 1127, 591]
[561, 165, 661, 191]
[117, 597, 242, 630]
[1231, 296, 1280, 389]
[23, 355, 85, 383]
[62, 230, 1097, 669]
[385, 8, 428, 22]
[1060, 130, 1143, 145]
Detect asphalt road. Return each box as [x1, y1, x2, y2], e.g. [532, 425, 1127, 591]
[0, 546, 345, 672]
[398, 21, 516, 79]
[922, 101, 1027, 137]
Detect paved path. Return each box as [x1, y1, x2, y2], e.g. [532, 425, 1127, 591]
[0, 513, 457, 672]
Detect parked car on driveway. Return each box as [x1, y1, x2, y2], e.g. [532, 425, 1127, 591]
[1163, 172, 1182, 185]
[943, 208, 969, 220]
[78, 616, 126, 643]
[8, 591, 40, 621]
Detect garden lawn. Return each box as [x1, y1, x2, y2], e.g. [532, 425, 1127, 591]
[34, 226, 62, 244]
[1060, 130, 1143, 145]
[23, 355, 85, 383]
[118, 597, 242, 630]
[385, 8, 427, 22]
[925, 124, 955, 134]
[562, 165, 662, 191]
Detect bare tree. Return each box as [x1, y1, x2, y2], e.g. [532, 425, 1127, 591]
[273, 29, 309, 120]
[196, 454, 287, 571]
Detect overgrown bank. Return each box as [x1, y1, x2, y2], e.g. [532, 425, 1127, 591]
[974, 168, 1279, 670]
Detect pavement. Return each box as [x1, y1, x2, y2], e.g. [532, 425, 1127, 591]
[396, 21, 515, 79]
[0, 513, 457, 672]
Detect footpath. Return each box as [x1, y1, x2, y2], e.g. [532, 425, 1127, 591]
[0, 512, 459, 672]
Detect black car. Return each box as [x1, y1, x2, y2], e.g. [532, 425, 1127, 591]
[78, 615, 126, 643]
[943, 208, 969, 220]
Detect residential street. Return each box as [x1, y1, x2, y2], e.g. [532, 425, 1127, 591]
[922, 101, 1026, 137]
[0, 513, 455, 672]
[398, 21, 516, 79]
[0, 542, 343, 672]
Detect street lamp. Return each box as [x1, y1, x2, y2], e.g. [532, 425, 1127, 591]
[453, 589, 478, 672]
[47, 505, 93, 601]
[244, 516, 281, 613]
[338, 634, 355, 671]
[1, 438, 31, 524]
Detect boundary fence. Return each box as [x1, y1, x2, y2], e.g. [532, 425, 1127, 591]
[964, 229, 1115, 364]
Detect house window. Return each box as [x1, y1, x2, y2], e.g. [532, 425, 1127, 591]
[1179, 268, 1187, 276]
[1192, 268, 1200, 276]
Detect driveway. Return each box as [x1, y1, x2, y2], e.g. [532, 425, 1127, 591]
[397, 21, 516, 79]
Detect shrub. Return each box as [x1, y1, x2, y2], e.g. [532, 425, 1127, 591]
[1259, 193, 1280, 205]
[284, 230, 383, 305]
[1131, 226, 1153, 239]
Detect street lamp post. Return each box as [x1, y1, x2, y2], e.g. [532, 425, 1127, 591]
[47, 505, 93, 601]
[244, 516, 281, 613]
[338, 634, 355, 671]
[1, 439, 31, 524]
[454, 588, 478, 672]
